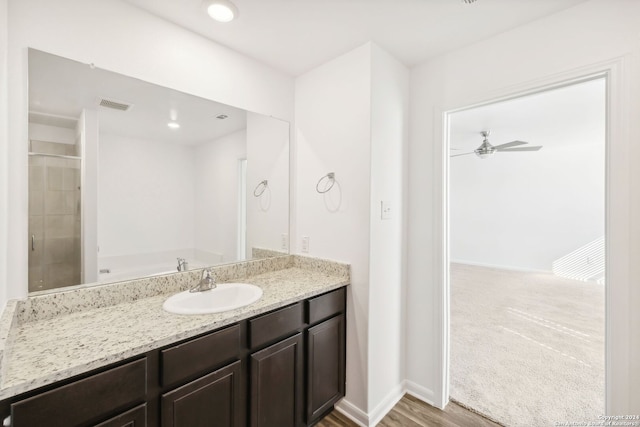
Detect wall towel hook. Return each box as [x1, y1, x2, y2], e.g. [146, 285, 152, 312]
[253, 180, 268, 197]
[316, 172, 335, 194]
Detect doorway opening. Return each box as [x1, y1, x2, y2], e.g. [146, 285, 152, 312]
[447, 77, 606, 426]
[237, 158, 247, 260]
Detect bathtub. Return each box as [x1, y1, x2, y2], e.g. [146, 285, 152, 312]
[98, 261, 209, 284]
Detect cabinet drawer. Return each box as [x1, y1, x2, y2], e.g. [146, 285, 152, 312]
[161, 324, 241, 388]
[11, 358, 147, 427]
[249, 302, 303, 349]
[307, 288, 345, 325]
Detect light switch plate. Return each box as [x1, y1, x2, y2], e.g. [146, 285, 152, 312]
[381, 201, 392, 220]
[301, 236, 310, 253]
[281, 233, 289, 250]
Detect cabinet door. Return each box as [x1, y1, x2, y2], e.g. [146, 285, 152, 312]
[250, 333, 303, 427]
[161, 360, 242, 427]
[94, 404, 146, 427]
[306, 315, 345, 423]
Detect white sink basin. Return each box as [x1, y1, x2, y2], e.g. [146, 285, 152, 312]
[163, 283, 263, 314]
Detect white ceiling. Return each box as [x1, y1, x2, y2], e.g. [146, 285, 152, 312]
[29, 49, 247, 145]
[123, 0, 588, 76]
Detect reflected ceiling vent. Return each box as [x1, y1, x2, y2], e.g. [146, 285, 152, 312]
[97, 97, 133, 111]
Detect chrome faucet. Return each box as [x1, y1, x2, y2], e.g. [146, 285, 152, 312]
[190, 269, 217, 293]
[177, 257, 188, 272]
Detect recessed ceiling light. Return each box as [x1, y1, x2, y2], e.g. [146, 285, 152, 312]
[204, 0, 238, 23]
[168, 122, 180, 129]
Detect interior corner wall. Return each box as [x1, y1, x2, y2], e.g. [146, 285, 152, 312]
[0, 0, 8, 311]
[246, 113, 290, 255]
[406, 0, 640, 412]
[367, 44, 409, 417]
[5, 0, 294, 300]
[294, 43, 373, 416]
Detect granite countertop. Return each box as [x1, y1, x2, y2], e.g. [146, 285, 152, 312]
[0, 256, 349, 400]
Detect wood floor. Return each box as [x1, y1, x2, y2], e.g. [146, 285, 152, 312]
[316, 394, 503, 427]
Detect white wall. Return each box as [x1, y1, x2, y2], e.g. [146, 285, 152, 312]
[0, 0, 7, 309]
[295, 42, 409, 424]
[4, 0, 294, 301]
[246, 113, 289, 254]
[98, 133, 196, 258]
[195, 130, 247, 263]
[295, 43, 372, 415]
[29, 123, 76, 145]
[367, 44, 408, 416]
[450, 80, 605, 273]
[407, 0, 640, 412]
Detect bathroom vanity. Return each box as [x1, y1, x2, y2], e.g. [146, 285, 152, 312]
[0, 255, 349, 427]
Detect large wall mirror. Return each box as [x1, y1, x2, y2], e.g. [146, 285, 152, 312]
[28, 48, 289, 294]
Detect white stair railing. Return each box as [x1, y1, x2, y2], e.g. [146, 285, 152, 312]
[552, 236, 605, 283]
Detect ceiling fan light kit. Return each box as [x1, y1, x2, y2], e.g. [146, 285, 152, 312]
[451, 130, 543, 159]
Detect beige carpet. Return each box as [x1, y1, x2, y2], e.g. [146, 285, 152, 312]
[450, 263, 605, 427]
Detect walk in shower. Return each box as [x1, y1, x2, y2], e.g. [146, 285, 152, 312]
[28, 140, 82, 292]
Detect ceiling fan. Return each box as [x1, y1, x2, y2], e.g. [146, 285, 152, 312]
[451, 130, 542, 159]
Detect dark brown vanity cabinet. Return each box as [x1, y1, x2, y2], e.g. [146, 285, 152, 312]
[250, 334, 304, 427]
[159, 324, 244, 427]
[305, 289, 346, 425]
[94, 404, 147, 427]
[6, 358, 148, 427]
[161, 361, 243, 427]
[306, 315, 345, 424]
[0, 287, 347, 427]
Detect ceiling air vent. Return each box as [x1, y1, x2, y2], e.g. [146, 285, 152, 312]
[98, 97, 133, 111]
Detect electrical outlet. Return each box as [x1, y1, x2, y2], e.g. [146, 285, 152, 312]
[301, 236, 310, 253]
[281, 233, 289, 250]
[381, 201, 392, 220]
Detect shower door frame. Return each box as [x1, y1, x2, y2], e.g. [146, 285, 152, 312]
[27, 151, 83, 292]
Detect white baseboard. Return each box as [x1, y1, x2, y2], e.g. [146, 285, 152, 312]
[369, 383, 405, 426]
[404, 380, 439, 408]
[335, 381, 438, 426]
[335, 398, 368, 426]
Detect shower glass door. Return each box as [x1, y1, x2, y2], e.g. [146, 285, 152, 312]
[28, 153, 82, 292]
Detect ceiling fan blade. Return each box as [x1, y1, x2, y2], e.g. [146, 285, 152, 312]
[493, 140, 528, 150]
[450, 152, 475, 157]
[498, 146, 543, 152]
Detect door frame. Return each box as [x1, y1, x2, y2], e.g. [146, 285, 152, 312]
[435, 57, 631, 413]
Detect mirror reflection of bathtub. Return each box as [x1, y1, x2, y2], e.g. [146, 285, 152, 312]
[96, 251, 221, 284]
